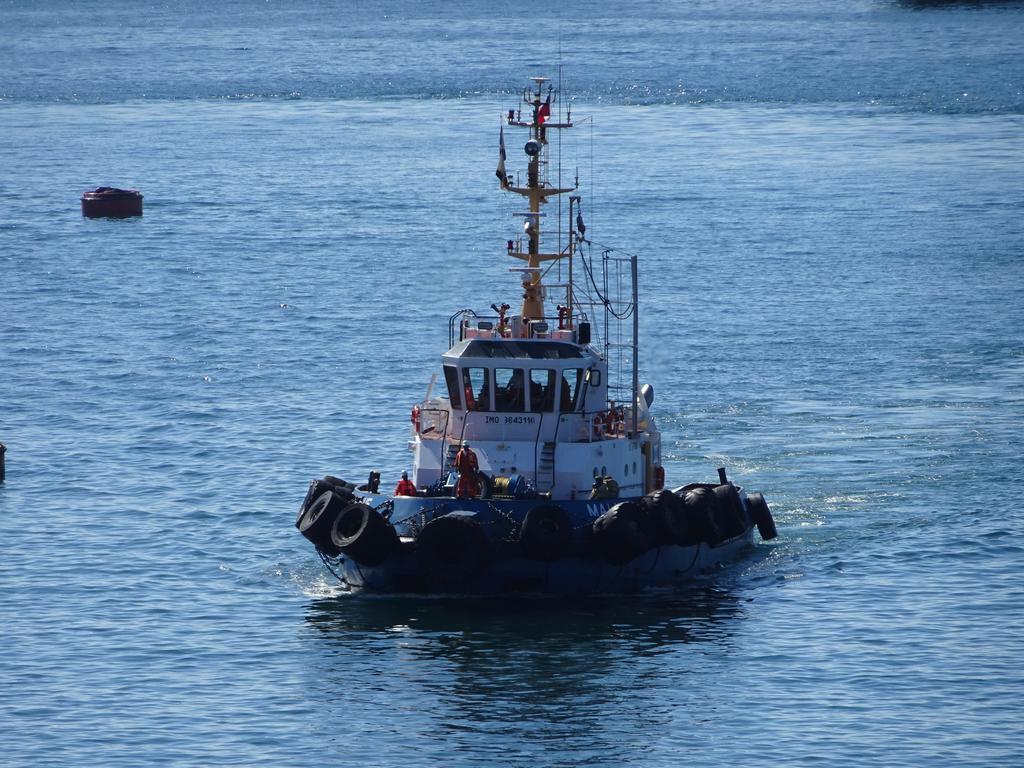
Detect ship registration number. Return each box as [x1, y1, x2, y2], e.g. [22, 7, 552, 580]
[485, 415, 536, 425]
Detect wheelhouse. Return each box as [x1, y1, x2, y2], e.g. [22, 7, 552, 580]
[441, 339, 606, 420]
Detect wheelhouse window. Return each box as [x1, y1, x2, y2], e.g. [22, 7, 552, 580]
[462, 367, 490, 411]
[561, 368, 583, 411]
[443, 365, 462, 410]
[495, 368, 525, 412]
[529, 369, 556, 412]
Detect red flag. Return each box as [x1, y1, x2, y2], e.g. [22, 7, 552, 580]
[538, 95, 551, 125]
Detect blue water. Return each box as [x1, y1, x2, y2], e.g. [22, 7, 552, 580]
[2, 1, 1023, 765]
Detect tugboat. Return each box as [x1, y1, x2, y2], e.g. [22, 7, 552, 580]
[296, 77, 777, 594]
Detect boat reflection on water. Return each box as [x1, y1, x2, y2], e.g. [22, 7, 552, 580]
[295, 547, 790, 762]
[304, 586, 747, 651]
[299, 582, 759, 762]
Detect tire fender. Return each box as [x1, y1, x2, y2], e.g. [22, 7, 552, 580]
[330, 502, 399, 566]
[591, 501, 657, 565]
[746, 492, 778, 541]
[683, 487, 723, 544]
[415, 513, 491, 590]
[297, 490, 346, 556]
[519, 505, 572, 561]
[644, 489, 690, 546]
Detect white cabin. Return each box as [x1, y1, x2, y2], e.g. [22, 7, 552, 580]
[411, 327, 662, 501]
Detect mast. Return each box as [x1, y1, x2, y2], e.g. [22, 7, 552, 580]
[501, 77, 575, 325]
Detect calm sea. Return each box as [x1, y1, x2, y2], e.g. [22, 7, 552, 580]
[2, 1, 1023, 765]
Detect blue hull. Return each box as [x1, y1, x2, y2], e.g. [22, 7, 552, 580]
[336, 532, 754, 595]
[326, 493, 757, 595]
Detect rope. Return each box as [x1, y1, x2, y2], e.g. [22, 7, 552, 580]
[683, 542, 702, 574]
[317, 549, 353, 588]
[580, 248, 634, 320]
[388, 500, 451, 529]
[374, 498, 395, 521]
[485, 500, 523, 540]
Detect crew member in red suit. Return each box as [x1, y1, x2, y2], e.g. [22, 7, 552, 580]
[455, 441, 480, 498]
[395, 471, 417, 496]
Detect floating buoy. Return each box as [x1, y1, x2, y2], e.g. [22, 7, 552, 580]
[81, 187, 143, 218]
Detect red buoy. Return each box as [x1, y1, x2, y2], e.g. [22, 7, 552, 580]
[81, 187, 143, 218]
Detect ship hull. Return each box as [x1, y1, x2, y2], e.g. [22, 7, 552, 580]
[317, 492, 759, 596]
[335, 530, 755, 595]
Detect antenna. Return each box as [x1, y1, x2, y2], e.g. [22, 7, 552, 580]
[557, 55, 563, 270]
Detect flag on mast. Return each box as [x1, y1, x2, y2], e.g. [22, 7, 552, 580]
[495, 122, 508, 186]
[538, 93, 551, 124]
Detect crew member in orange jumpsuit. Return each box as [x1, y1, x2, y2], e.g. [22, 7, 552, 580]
[455, 441, 480, 498]
[395, 472, 416, 496]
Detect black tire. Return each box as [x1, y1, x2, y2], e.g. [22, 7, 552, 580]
[747, 493, 778, 541]
[415, 513, 491, 591]
[476, 473, 492, 499]
[591, 501, 657, 565]
[296, 478, 335, 528]
[329, 502, 398, 566]
[678, 482, 717, 494]
[713, 484, 748, 539]
[683, 487, 723, 545]
[324, 475, 357, 498]
[297, 490, 346, 556]
[519, 505, 572, 561]
[644, 489, 690, 546]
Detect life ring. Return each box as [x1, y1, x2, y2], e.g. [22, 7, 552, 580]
[593, 413, 605, 439]
[591, 501, 657, 565]
[297, 490, 346, 556]
[557, 305, 570, 329]
[329, 502, 399, 566]
[519, 505, 572, 561]
[746, 492, 778, 541]
[415, 513, 491, 591]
